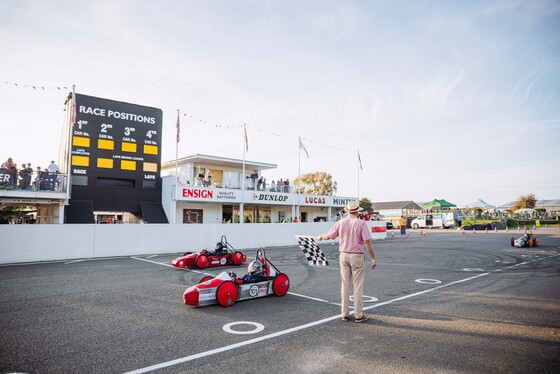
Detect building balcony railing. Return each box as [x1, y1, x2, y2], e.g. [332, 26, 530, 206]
[0, 170, 69, 194]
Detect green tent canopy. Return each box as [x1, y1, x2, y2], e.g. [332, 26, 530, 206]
[422, 199, 457, 209]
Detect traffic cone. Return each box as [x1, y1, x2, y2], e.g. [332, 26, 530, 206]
[420, 230, 423, 236]
[473, 228, 476, 234]
[485, 227, 488, 234]
[461, 228, 465, 235]
[391, 232, 395, 237]
[494, 227, 497, 233]
[517, 226, 520, 232]
[506, 226, 509, 232]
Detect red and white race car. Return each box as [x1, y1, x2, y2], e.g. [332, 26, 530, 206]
[511, 232, 539, 248]
[172, 236, 247, 269]
[183, 247, 290, 307]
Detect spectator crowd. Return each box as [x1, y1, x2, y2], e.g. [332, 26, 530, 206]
[1, 157, 63, 191]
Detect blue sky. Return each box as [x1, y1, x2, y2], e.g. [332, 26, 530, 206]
[1, 0, 559, 207]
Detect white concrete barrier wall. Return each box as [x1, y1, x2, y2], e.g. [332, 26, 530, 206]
[0, 221, 386, 264]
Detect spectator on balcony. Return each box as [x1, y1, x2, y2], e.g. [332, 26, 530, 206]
[1, 157, 18, 187]
[18, 163, 32, 189]
[48, 160, 58, 174]
[284, 179, 290, 193]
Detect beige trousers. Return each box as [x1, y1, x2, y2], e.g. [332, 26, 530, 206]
[340, 252, 365, 319]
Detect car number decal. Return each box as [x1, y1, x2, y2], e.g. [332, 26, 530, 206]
[220, 258, 227, 265]
[249, 285, 259, 297]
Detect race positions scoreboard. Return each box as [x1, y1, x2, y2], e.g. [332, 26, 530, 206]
[68, 93, 163, 212]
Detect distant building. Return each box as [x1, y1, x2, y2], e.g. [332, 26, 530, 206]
[161, 154, 358, 224]
[370, 201, 423, 226]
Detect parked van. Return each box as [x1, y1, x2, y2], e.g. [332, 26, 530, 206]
[410, 212, 455, 229]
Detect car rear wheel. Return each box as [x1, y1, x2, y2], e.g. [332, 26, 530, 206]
[232, 251, 243, 266]
[216, 281, 238, 307]
[412, 223, 419, 229]
[196, 255, 209, 269]
[528, 238, 534, 247]
[199, 276, 213, 283]
[510, 237, 515, 247]
[272, 273, 290, 297]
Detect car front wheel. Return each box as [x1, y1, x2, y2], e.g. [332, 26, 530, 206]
[196, 255, 209, 269]
[216, 281, 238, 307]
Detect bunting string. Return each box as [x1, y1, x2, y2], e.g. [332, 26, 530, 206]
[180, 111, 356, 152]
[3, 80, 71, 91]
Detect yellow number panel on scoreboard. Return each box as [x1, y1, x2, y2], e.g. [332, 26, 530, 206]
[143, 162, 158, 172]
[143, 144, 158, 155]
[72, 155, 89, 167]
[97, 158, 114, 169]
[98, 139, 115, 150]
[122, 142, 137, 153]
[73, 136, 90, 148]
[121, 160, 136, 171]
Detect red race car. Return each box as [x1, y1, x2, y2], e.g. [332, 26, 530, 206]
[183, 247, 290, 307]
[172, 235, 247, 269]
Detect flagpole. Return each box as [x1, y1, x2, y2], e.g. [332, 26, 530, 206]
[298, 137, 301, 220]
[173, 110, 180, 225]
[66, 84, 76, 204]
[357, 149, 360, 199]
[241, 123, 246, 224]
[175, 109, 179, 183]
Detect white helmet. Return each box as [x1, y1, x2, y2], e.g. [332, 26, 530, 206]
[248, 260, 262, 275]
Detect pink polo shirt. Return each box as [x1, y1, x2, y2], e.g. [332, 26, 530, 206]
[326, 215, 371, 253]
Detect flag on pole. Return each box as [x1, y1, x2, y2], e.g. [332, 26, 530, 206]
[176, 111, 181, 143]
[299, 137, 309, 158]
[244, 124, 248, 152]
[358, 149, 363, 170]
[71, 92, 76, 125]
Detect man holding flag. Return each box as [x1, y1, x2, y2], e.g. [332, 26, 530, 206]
[318, 200, 377, 323]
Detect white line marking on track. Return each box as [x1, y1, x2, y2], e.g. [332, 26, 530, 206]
[287, 291, 342, 306]
[223, 322, 265, 335]
[130, 257, 210, 275]
[122, 256, 559, 374]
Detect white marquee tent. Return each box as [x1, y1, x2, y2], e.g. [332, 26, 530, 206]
[465, 199, 495, 209]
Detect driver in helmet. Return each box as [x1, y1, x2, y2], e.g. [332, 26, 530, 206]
[235, 260, 265, 284]
[212, 242, 227, 256]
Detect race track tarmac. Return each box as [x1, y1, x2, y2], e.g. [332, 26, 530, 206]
[1, 228, 559, 374]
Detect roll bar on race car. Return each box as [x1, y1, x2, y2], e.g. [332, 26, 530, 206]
[220, 235, 237, 254]
[254, 247, 281, 277]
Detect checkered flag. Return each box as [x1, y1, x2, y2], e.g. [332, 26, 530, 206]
[295, 236, 329, 266]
